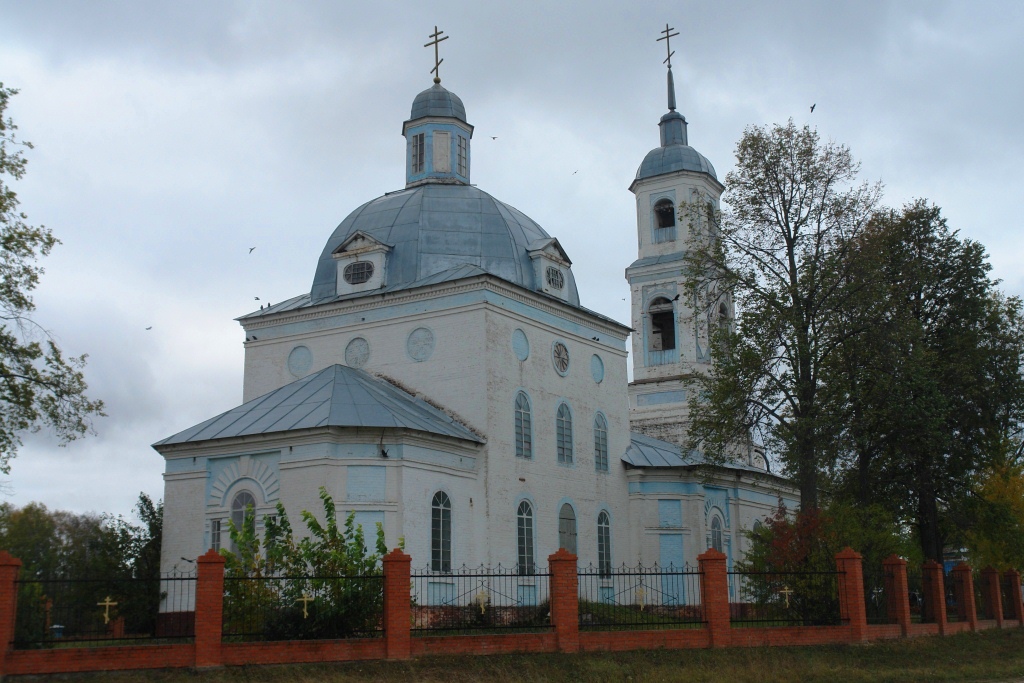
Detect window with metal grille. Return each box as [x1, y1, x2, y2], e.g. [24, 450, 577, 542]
[594, 413, 608, 472]
[457, 135, 468, 175]
[597, 511, 611, 576]
[515, 391, 532, 459]
[711, 515, 723, 553]
[431, 491, 451, 572]
[411, 132, 425, 173]
[546, 267, 564, 290]
[343, 261, 374, 285]
[517, 501, 535, 574]
[556, 403, 573, 464]
[558, 503, 577, 554]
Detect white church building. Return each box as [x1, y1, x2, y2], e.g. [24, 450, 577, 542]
[154, 55, 797, 577]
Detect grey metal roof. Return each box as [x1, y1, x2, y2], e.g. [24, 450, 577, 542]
[309, 183, 581, 306]
[622, 432, 769, 475]
[627, 250, 687, 270]
[635, 144, 717, 182]
[409, 84, 467, 123]
[154, 364, 483, 447]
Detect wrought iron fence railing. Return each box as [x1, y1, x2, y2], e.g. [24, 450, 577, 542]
[974, 572, 993, 621]
[1001, 574, 1018, 620]
[577, 563, 703, 630]
[944, 571, 966, 623]
[409, 565, 551, 635]
[221, 574, 384, 641]
[728, 571, 844, 627]
[863, 567, 896, 625]
[13, 573, 196, 648]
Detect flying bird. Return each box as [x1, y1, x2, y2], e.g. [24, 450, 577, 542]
[572, 170, 578, 175]
[254, 296, 260, 300]
[249, 247, 256, 253]
[490, 136, 497, 140]
[145, 326, 153, 330]
[810, 103, 816, 113]
[672, 294, 680, 301]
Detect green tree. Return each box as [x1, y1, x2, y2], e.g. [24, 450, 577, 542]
[683, 120, 881, 510]
[824, 202, 1024, 562]
[0, 84, 103, 472]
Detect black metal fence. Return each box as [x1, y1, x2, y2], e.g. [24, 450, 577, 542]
[409, 565, 551, 635]
[577, 563, 703, 630]
[221, 575, 383, 641]
[728, 571, 844, 626]
[945, 571, 966, 622]
[863, 566, 896, 625]
[1001, 574, 1018, 619]
[974, 573, 993, 620]
[13, 573, 196, 648]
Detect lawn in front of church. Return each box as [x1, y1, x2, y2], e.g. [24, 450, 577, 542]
[14, 628, 1024, 682]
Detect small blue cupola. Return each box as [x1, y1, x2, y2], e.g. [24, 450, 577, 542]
[402, 82, 474, 187]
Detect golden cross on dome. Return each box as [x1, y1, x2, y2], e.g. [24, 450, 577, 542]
[425, 26, 449, 84]
[97, 595, 118, 625]
[657, 23, 679, 68]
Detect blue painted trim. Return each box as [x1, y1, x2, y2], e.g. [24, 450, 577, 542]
[636, 390, 686, 406]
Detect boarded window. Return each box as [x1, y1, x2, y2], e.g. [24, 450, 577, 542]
[594, 413, 608, 472]
[517, 501, 535, 575]
[347, 466, 386, 501]
[558, 503, 577, 554]
[431, 492, 451, 572]
[648, 298, 676, 351]
[433, 131, 450, 172]
[515, 392, 532, 459]
[556, 403, 573, 464]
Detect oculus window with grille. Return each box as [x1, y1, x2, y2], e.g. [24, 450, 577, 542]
[558, 503, 577, 554]
[552, 342, 570, 375]
[546, 267, 564, 290]
[343, 261, 374, 285]
[648, 298, 676, 352]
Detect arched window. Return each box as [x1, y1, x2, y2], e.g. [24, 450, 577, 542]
[431, 491, 452, 572]
[556, 403, 573, 464]
[558, 503, 577, 554]
[711, 515, 723, 553]
[593, 413, 609, 472]
[706, 201, 718, 238]
[517, 501, 535, 575]
[648, 298, 676, 352]
[597, 511, 612, 577]
[653, 199, 676, 243]
[716, 302, 730, 352]
[231, 490, 256, 532]
[753, 519, 763, 534]
[515, 392, 532, 459]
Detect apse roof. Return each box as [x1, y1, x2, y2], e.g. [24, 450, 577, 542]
[154, 364, 483, 447]
[622, 432, 765, 474]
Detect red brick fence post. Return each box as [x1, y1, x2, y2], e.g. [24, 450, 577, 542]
[548, 549, 579, 653]
[950, 563, 977, 631]
[195, 549, 225, 668]
[883, 555, 911, 636]
[836, 548, 867, 642]
[382, 548, 411, 660]
[697, 548, 730, 648]
[0, 551, 21, 680]
[922, 560, 947, 633]
[981, 566, 1003, 626]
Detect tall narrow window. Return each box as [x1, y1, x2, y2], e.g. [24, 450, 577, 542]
[431, 491, 452, 572]
[517, 501, 535, 575]
[594, 413, 608, 472]
[597, 511, 611, 577]
[648, 298, 676, 352]
[711, 516, 723, 553]
[457, 135, 468, 176]
[210, 520, 222, 552]
[556, 403, 573, 464]
[558, 503, 577, 554]
[653, 198, 676, 243]
[230, 490, 256, 553]
[716, 302, 730, 353]
[515, 392, 532, 459]
[706, 202, 718, 238]
[411, 133, 425, 173]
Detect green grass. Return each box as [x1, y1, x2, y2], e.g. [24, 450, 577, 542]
[11, 628, 1024, 682]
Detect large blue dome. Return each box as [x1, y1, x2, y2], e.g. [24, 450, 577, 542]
[636, 144, 717, 181]
[310, 184, 580, 305]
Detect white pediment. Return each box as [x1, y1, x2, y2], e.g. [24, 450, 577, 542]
[526, 237, 572, 266]
[332, 231, 393, 258]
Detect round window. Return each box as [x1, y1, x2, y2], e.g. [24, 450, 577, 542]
[552, 342, 570, 375]
[546, 267, 564, 290]
[343, 261, 374, 285]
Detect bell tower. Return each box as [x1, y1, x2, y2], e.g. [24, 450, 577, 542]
[626, 25, 728, 449]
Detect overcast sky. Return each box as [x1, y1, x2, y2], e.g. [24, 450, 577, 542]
[0, 1, 1021, 520]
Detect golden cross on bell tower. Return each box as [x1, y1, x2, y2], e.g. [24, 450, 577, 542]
[425, 26, 449, 84]
[657, 23, 679, 69]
